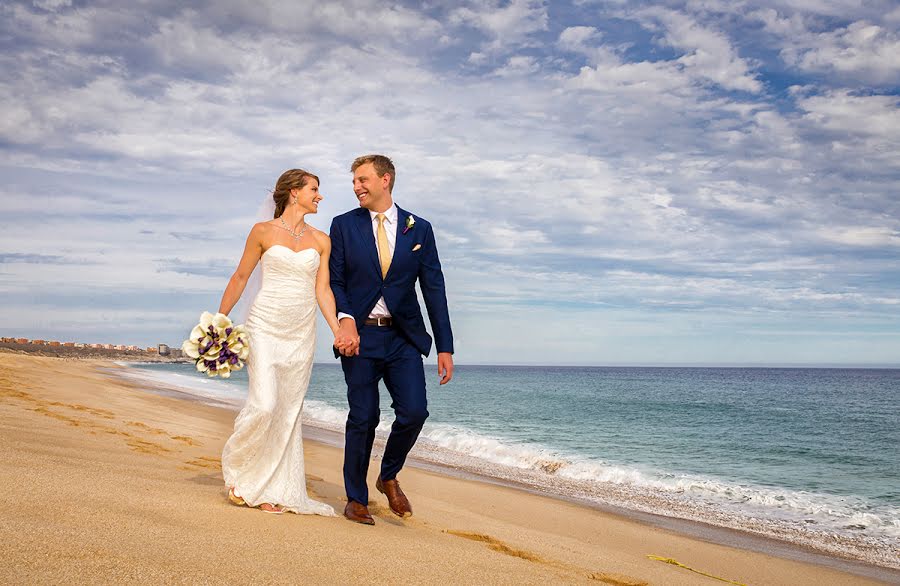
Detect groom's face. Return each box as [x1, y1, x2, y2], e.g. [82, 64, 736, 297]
[353, 162, 391, 212]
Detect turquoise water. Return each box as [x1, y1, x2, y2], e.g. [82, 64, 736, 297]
[121, 362, 900, 566]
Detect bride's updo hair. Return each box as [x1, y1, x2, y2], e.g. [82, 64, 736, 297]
[272, 169, 320, 218]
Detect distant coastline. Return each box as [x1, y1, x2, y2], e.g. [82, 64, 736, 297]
[0, 341, 190, 363]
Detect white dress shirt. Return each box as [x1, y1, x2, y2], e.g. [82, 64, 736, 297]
[338, 204, 397, 322]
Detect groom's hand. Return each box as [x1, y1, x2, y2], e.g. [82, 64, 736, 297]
[334, 336, 358, 356]
[337, 317, 360, 356]
[437, 352, 454, 385]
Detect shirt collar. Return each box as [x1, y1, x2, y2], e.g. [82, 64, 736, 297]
[369, 203, 398, 224]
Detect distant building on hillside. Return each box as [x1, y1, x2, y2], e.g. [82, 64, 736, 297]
[48, 341, 61, 346]
[158, 343, 171, 356]
[31, 339, 47, 345]
[16, 338, 28, 344]
[125, 345, 139, 351]
[63, 342, 75, 347]
[146, 346, 158, 353]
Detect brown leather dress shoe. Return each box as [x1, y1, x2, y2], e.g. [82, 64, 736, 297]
[343, 500, 375, 525]
[376, 476, 412, 518]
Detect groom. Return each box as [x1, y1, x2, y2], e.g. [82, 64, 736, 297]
[329, 154, 454, 525]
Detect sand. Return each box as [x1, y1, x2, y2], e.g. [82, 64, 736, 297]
[0, 353, 894, 585]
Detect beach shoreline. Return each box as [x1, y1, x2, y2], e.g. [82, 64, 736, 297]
[110, 358, 900, 577]
[305, 422, 900, 583]
[1, 353, 896, 585]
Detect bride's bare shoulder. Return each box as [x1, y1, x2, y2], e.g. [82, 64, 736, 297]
[308, 226, 327, 242]
[308, 226, 330, 253]
[246, 221, 276, 246]
[250, 220, 277, 234]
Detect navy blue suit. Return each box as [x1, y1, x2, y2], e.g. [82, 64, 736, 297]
[329, 205, 453, 505]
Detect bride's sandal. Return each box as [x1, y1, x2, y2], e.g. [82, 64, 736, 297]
[259, 503, 285, 514]
[228, 487, 246, 507]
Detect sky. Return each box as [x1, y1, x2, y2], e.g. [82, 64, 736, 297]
[1, 0, 899, 366]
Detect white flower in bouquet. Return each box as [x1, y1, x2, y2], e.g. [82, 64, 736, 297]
[181, 312, 250, 378]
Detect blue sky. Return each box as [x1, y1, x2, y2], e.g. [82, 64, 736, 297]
[1, 0, 899, 365]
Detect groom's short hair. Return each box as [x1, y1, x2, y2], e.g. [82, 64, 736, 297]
[352, 154, 395, 192]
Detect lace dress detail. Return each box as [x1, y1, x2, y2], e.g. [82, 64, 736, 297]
[221, 245, 335, 516]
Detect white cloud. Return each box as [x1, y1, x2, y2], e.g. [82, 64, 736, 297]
[32, 0, 72, 11]
[818, 226, 900, 247]
[635, 7, 763, 93]
[799, 90, 900, 134]
[479, 221, 549, 252]
[783, 21, 900, 84]
[491, 55, 540, 76]
[450, 0, 548, 52]
[568, 57, 694, 96]
[558, 25, 602, 51]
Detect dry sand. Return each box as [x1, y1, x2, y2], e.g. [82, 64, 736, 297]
[0, 353, 894, 585]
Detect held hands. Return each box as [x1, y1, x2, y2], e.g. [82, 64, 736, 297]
[334, 317, 360, 356]
[333, 318, 452, 384]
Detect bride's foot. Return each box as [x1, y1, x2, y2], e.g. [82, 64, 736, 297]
[227, 487, 246, 507]
[258, 502, 285, 514]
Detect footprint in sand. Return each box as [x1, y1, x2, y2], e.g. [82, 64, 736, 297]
[128, 422, 202, 447]
[444, 530, 647, 586]
[0, 388, 33, 401]
[51, 402, 115, 419]
[184, 456, 221, 470]
[3, 376, 188, 457]
[445, 531, 543, 562]
[126, 438, 173, 455]
[127, 421, 167, 435]
[586, 573, 649, 586]
[29, 405, 84, 427]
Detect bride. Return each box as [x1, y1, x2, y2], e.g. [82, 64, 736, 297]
[216, 168, 339, 515]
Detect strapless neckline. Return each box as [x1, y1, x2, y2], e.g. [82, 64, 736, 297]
[263, 245, 320, 258]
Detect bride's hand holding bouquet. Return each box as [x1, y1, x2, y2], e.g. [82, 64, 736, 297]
[181, 311, 250, 378]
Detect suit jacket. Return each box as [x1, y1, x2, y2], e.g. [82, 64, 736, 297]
[329, 205, 453, 357]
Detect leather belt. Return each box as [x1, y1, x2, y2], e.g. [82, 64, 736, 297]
[364, 317, 393, 327]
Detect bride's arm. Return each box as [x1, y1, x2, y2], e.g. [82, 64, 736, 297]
[218, 224, 265, 316]
[313, 232, 341, 336]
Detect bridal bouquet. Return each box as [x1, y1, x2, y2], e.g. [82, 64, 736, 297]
[181, 312, 249, 378]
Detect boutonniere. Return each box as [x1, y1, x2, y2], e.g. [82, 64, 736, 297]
[403, 215, 415, 234]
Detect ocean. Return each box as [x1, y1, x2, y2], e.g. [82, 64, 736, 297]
[115, 362, 900, 569]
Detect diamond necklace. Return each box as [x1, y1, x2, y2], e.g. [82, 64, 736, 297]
[279, 216, 308, 240]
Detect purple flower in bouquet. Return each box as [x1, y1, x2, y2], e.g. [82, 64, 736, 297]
[181, 312, 249, 378]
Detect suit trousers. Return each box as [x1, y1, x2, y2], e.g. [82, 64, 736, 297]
[340, 326, 428, 505]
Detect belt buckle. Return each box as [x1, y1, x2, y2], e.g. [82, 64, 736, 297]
[377, 316, 389, 326]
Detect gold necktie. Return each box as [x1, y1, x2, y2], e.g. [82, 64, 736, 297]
[376, 213, 391, 278]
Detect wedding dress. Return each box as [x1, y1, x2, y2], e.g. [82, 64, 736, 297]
[221, 245, 335, 516]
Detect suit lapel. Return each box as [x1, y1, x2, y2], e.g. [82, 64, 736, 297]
[388, 206, 412, 280]
[353, 208, 381, 277]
